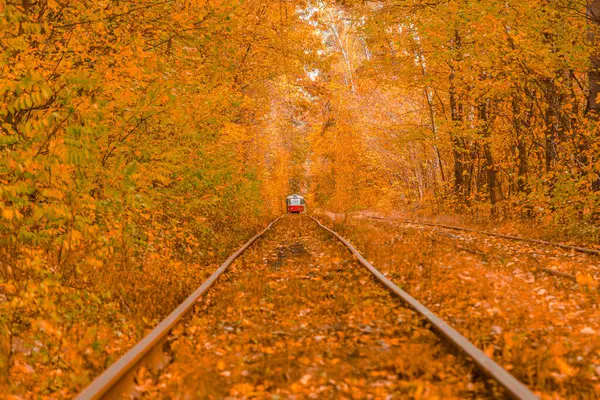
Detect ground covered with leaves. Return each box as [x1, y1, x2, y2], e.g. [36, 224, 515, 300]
[139, 215, 499, 399]
[323, 214, 600, 399]
[3, 220, 266, 399]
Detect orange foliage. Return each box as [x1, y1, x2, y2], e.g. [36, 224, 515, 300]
[3, 0, 600, 397]
[0, 0, 315, 396]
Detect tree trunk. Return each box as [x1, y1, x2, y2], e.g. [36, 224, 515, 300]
[588, 0, 600, 114]
[448, 29, 469, 202]
[478, 98, 499, 216]
[511, 94, 531, 194]
[449, 79, 466, 198]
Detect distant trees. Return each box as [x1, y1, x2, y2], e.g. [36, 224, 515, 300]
[310, 0, 600, 228]
[588, 0, 600, 115]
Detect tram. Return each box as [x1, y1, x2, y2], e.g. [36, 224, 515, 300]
[286, 194, 306, 213]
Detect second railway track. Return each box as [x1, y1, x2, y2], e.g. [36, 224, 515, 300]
[363, 215, 600, 283]
[367, 216, 600, 257]
[78, 214, 537, 399]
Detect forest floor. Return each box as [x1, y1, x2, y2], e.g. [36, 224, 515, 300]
[128, 213, 599, 399]
[322, 214, 600, 399]
[8, 214, 600, 398]
[138, 215, 499, 399]
[320, 210, 600, 248]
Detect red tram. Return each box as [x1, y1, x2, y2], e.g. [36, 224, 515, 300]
[286, 194, 305, 213]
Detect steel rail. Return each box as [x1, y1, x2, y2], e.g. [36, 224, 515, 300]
[368, 216, 600, 256]
[539, 267, 577, 282]
[369, 217, 588, 282]
[76, 216, 283, 400]
[310, 215, 539, 400]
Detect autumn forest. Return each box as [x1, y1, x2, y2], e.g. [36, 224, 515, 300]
[2, 0, 600, 398]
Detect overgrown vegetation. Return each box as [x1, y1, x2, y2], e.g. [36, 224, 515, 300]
[306, 0, 600, 238]
[2, 0, 600, 397]
[0, 0, 313, 395]
[316, 213, 600, 398]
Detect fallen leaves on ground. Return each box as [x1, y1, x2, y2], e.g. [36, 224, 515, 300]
[140, 215, 496, 399]
[329, 214, 600, 399]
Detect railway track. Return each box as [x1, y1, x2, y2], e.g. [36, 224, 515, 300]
[367, 216, 600, 257]
[77, 214, 537, 399]
[338, 213, 600, 398]
[364, 216, 600, 284]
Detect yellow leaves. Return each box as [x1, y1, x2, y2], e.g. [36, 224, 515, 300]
[3, 282, 17, 295]
[47, 0, 61, 11]
[3, 0, 317, 396]
[37, 320, 59, 337]
[171, 13, 186, 23]
[502, 332, 516, 350]
[1, 207, 23, 221]
[2, 208, 14, 221]
[299, 373, 312, 385]
[554, 357, 577, 377]
[484, 344, 495, 358]
[85, 256, 104, 269]
[297, 355, 311, 365]
[289, 382, 303, 393]
[219, 123, 249, 149]
[12, 362, 35, 375]
[575, 273, 598, 288]
[62, 229, 83, 250]
[241, 319, 254, 328]
[41, 188, 63, 200]
[230, 383, 255, 396]
[3, 1, 598, 398]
